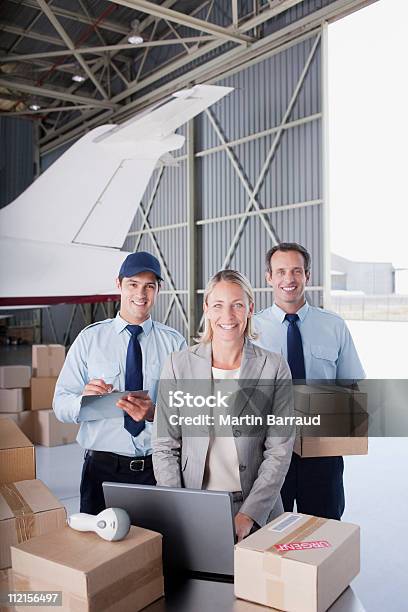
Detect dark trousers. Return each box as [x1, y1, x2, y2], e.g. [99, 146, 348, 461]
[280, 452, 345, 520]
[80, 450, 156, 515]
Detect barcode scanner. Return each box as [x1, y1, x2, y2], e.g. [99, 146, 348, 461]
[67, 507, 131, 541]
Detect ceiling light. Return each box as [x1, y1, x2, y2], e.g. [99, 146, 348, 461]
[128, 19, 143, 45]
[29, 102, 41, 111]
[72, 73, 86, 83]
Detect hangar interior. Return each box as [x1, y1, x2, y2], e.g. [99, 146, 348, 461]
[0, 0, 374, 344]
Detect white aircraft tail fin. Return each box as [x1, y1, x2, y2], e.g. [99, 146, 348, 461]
[0, 85, 233, 250]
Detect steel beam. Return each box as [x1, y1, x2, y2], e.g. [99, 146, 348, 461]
[36, 0, 109, 100]
[106, 0, 252, 45]
[232, 1, 239, 28]
[321, 23, 331, 311]
[196, 200, 323, 225]
[205, 108, 280, 247]
[1, 104, 97, 116]
[0, 78, 114, 107]
[125, 200, 322, 235]
[7, 0, 128, 35]
[137, 202, 189, 330]
[187, 120, 197, 345]
[39, 0, 371, 151]
[1, 37, 216, 63]
[39, 0, 298, 146]
[0, 22, 67, 47]
[133, 167, 164, 252]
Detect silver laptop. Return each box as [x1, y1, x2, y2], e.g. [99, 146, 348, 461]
[103, 483, 236, 576]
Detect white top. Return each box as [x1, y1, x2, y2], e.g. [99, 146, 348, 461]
[203, 367, 242, 492]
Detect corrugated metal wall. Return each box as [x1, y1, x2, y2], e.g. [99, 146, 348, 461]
[123, 123, 189, 335]
[5, 26, 325, 344]
[0, 117, 34, 208]
[125, 30, 324, 340]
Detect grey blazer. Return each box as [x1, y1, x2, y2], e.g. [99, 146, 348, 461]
[152, 339, 294, 527]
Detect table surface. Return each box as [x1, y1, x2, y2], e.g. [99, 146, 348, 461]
[144, 578, 366, 612]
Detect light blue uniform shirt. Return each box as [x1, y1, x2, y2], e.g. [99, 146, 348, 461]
[53, 313, 187, 456]
[253, 302, 365, 381]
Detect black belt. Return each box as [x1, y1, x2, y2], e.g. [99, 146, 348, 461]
[87, 450, 153, 472]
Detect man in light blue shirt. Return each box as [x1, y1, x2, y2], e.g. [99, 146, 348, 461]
[253, 243, 365, 519]
[54, 252, 186, 514]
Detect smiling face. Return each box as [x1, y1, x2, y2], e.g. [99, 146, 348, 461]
[117, 271, 159, 324]
[266, 249, 309, 313]
[203, 280, 254, 344]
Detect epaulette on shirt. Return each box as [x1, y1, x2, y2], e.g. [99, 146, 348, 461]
[153, 321, 185, 339]
[309, 306, 345, 322]
[81, 318, 115, 333]
[254, 308, 267, 316]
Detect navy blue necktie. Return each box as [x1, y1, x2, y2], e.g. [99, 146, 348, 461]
[285, 314, 306, 382]
[124, 324, 145, 436]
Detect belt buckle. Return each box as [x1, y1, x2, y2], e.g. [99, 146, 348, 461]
[130, 459, 144, 472]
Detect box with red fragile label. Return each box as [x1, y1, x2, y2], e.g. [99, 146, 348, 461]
[234, 512, 360, 612]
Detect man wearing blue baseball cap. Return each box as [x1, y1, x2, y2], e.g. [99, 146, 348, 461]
[53, 252, 187, 514]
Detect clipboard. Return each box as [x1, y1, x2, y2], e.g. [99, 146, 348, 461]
[78, 390, 149, 422]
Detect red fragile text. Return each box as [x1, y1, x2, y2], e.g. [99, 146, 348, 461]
[274, 540, 331, 552]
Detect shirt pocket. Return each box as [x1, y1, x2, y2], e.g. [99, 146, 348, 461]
[145, 360, 161, 384]
[87, 361, 120, 386]
[310, 345, 338, 378]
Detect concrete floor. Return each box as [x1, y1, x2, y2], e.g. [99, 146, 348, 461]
[34, 437, 407, 612]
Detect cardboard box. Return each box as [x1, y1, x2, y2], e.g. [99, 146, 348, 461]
[29, 377, 57, 411]
[11, 526, 163, 612]
[0, 412, 35, 442]
[294, 385, 368, 458]
[0, 568, 16, 610]
[31, 410, 79, 447]
[235, 512, 360, 612]
[0, 367, 31, 390]
[7, 326, 35, 345]
[0, 389, 24, 414]
[0, 479, 66, 570]
[293, 436, 368, 457]
[32, 345, 65, 378]
[0, 420, 35, 485]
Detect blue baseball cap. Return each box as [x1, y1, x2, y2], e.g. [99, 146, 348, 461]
[118, 252, 163, 281]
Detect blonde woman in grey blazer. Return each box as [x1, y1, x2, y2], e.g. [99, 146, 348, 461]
[152, 270, 294, 541]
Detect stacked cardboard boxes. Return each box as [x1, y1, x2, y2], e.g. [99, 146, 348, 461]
[29, 345, 65, 412]
[28, 345, 79, 446]
[0, 346, 78, 446]
[0, 367, 32, 440]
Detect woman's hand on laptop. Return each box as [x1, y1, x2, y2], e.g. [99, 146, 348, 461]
[234, 512, 254, 542]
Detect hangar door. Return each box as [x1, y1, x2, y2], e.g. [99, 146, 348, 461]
[124, 28, 326, 344]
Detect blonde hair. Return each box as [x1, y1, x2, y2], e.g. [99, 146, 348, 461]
[197, 269, 258, 343]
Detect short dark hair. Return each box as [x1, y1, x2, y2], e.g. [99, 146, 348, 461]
[265, 242, 311, 275]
